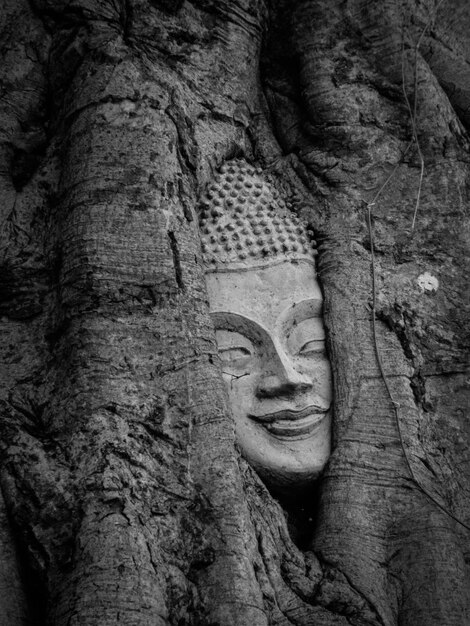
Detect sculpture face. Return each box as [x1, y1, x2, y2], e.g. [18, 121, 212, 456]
[198, 158, 332, 492]
[206, 260, 332, 492]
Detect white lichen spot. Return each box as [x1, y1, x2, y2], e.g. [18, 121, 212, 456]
[417, 272, 439, 293]
[103, 100, 138, 126]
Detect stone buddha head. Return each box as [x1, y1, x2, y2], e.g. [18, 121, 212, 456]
[198, 160, 332, 493]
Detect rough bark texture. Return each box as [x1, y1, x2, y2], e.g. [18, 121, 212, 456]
[0, 0, 469, 625]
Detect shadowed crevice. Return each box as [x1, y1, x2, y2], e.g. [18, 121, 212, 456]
[168, 231, 184, 290]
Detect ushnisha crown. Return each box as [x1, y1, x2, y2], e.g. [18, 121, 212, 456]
[198, 159, 317, 272]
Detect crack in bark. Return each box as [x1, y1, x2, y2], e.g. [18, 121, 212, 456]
[168, 231, 185, 291]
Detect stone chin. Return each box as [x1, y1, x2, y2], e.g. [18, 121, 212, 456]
[241, 410, 332, 494]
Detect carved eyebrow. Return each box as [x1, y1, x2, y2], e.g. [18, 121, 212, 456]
[210, 311, 273, 345]
[280, 298, 323, 326]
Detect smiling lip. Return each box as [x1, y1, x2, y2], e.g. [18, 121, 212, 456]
[248, 406, 328, 438]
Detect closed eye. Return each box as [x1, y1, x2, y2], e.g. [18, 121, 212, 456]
[219, 346, 252, 364]
[298, 340, 325, 356]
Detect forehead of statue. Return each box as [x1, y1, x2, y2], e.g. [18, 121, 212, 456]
[206, 261, 323, 329]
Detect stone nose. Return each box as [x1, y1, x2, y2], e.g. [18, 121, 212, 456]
[256, 376, 311, 398]
[256, 349, 312, 399]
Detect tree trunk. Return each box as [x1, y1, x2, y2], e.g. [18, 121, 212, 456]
[0, 0, 469, 625]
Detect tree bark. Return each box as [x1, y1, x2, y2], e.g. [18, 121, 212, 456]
[0, 0, 469, 625]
